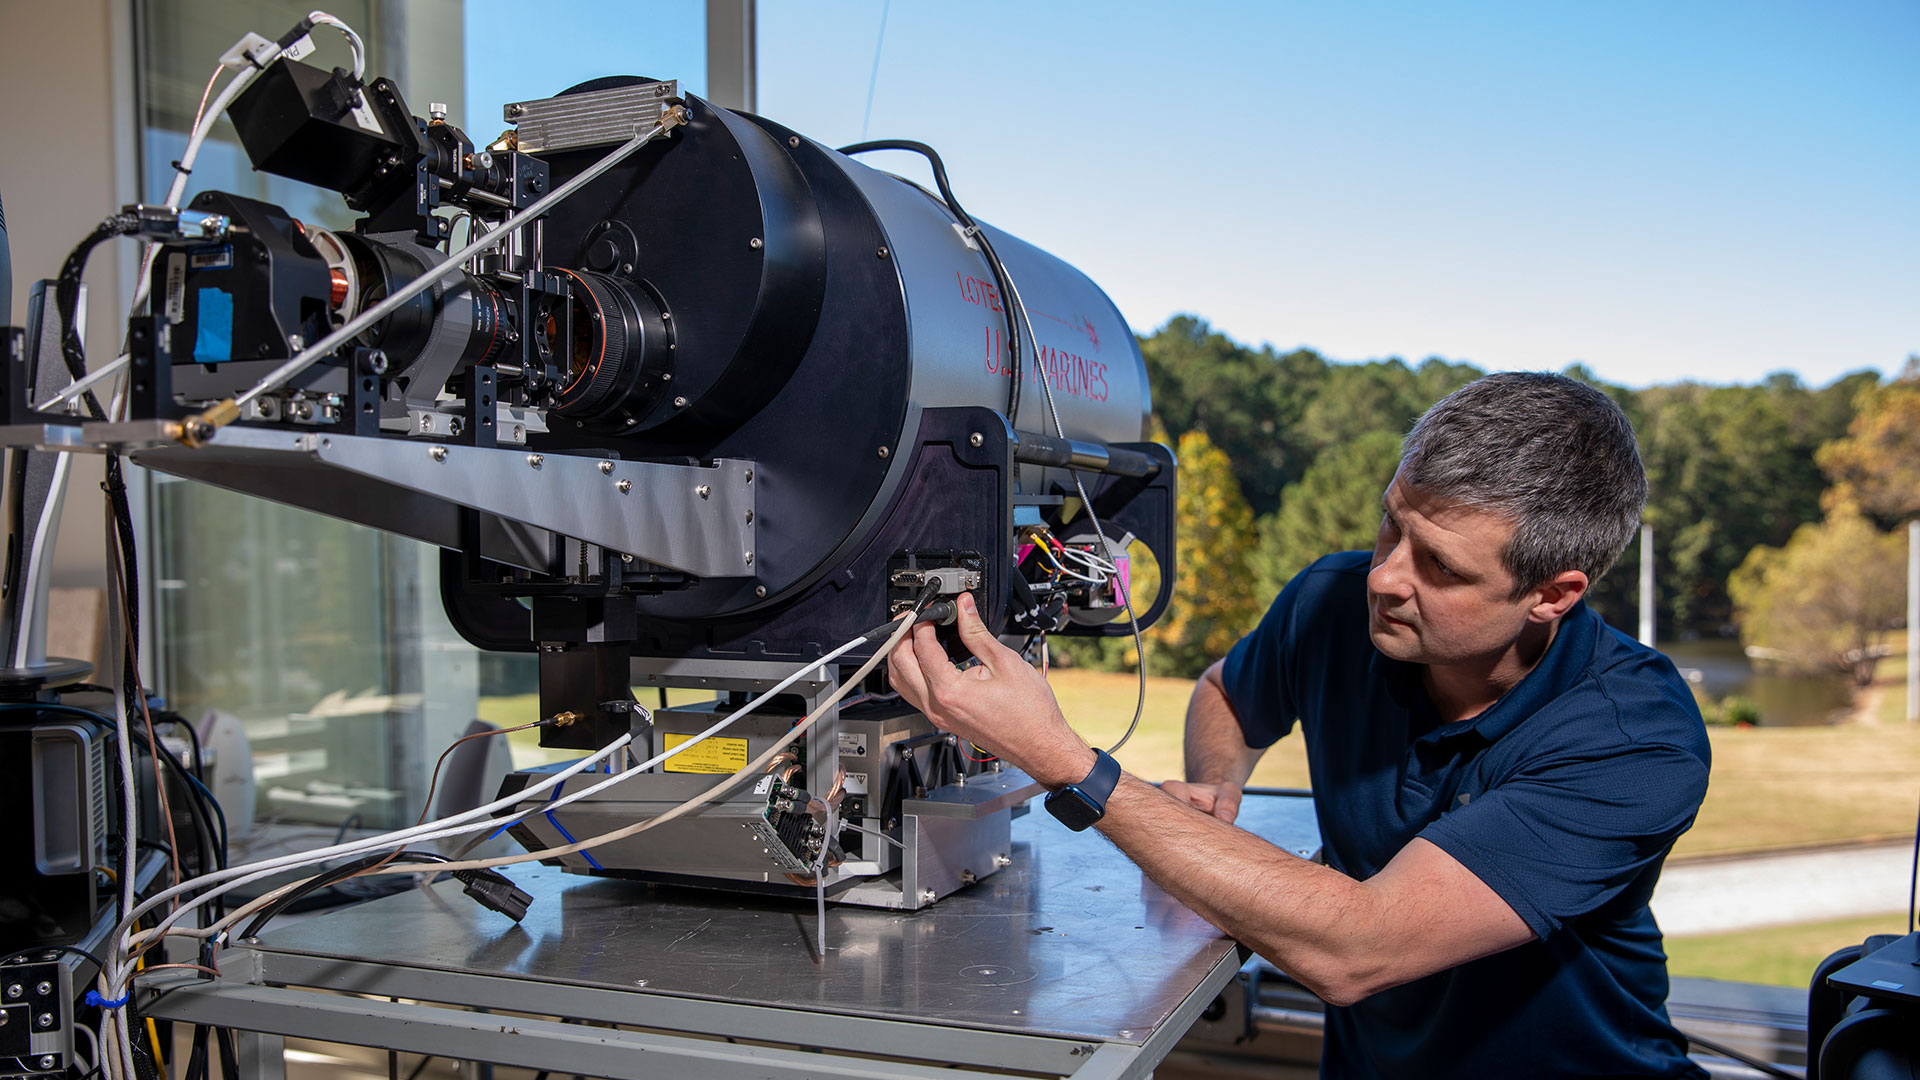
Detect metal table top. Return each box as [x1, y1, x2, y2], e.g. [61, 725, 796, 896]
[247, 793, 1322, 1045]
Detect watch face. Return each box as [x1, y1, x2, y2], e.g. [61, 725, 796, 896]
[1045, 787, 1102, 832]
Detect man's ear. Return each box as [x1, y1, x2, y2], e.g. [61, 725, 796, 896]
[1528, 570, 1589, 623]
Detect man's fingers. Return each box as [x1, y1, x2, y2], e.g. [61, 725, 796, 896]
[906, 620, 962, 699]
[887, 637, 930, 710]
[951, 593, 1010, 673]
[1214, 787, 1244, 824]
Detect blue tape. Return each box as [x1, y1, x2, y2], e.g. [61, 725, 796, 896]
[191, 287, 234, 365]
[544, 811, 602, 870]
[85, 989, 130, 1009]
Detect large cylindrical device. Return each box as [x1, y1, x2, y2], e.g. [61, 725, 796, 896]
[524, 88, 1153, 632]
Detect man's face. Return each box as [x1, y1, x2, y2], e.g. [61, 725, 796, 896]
[1366, 471, 1540, 668]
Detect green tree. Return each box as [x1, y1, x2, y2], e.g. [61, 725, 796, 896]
[1636, 376, 1865, 630]
[1250, 429, 1403, 602]
[1140, 316, 1327, 517]
[1728, 506, 1907, 686]
[1815, 361, 1920, 527]
[1138, 428, 1262, 677]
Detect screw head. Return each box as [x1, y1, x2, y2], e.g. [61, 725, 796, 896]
[755, 585, 767, 597]
[527, 453, 544, 468]
[788, 135, 800, 148]
[38, 1056, 53, 1069]
[506, 102, 525, 118]
[876, 446, 890, 459]
[673, 396, 689, 408]
[36, 1012, 53, 1028]
[6, 984, 20, 998]
[35, 981, 51, 995]
[617, 478, 632, 493]
[744, 551, 754, 565]
[877, 245, 890, 259]
[429, 446, 448, 462]
[748, 237, 763, 250]
[598, 460, 615, 474]
[919, 888, 937, 904]
[696, 484, 711, 499]
[744, 510, 754, 523]
[621, 553, 634, 563]
[744, 467, 753, 481]
[0, 1012, 8, 1025]
[969, 432, 984, 447]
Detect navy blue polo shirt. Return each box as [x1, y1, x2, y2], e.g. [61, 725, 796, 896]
[1221, 552, 1711, 1079]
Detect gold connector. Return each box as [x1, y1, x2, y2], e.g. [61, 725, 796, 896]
[177, 397, 240, 447]
[548, 710, 580, 728]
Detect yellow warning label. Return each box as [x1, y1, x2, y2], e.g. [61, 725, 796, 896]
[662, 733, 750, 774]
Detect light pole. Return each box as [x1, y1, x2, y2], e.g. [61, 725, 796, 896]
[1639, 523, 1655, 648]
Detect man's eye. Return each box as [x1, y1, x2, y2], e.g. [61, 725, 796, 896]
[1432, 556, 1458, 578]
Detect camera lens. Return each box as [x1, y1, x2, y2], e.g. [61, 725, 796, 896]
[547, 268, 671, 425]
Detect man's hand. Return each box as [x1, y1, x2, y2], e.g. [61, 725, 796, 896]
[886, 592, 1096, 790]
[1160, 779, 1244, 823]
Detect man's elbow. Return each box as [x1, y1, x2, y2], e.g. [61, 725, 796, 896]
[1264, 946, 1397, 1008]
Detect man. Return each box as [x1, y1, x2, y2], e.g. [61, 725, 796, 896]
[888, 372, 1711, 1078]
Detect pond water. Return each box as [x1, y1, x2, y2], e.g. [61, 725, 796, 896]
[1655, 637, 1854, 726]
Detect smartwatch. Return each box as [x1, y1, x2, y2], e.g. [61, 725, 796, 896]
[1044, 749, 1122, 832]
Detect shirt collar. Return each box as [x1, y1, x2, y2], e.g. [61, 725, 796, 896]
[1370, 602, 1601, 745]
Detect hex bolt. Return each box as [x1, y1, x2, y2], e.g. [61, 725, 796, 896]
[696, 484, 711, 499]
[598, 460, 615, 474]
[748, 237, 763, 250]
[617, 479, 632, 493]
[527, 453, 544, 468]
[969, 432, 984, 447]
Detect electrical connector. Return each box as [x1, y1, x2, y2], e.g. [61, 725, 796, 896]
[451, 868, 533, 922]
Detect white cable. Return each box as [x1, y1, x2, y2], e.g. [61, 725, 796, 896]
[229, 115, 678, 410]
[105, 735, 629, 991]
[73, 1015, 99, 1075]
[1000, 261, 1149, 754]
[36, 55, 265, 414]
[306, 11, 366, 79]
[371, 613, 917, 879]
[118, 628, 875, 980]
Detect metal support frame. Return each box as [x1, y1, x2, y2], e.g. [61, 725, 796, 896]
[139, 797, 1323, 1079]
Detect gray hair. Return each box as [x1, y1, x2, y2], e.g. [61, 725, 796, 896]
[1399, 372, 1647, 597]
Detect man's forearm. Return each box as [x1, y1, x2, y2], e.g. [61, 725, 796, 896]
[1097, 775, 1398, 1006]
[1184, 661, 1263, 786]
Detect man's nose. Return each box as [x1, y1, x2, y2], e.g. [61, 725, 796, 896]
[1369, 542, 1414, 601]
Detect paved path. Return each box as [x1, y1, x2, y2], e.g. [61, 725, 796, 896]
[1651, 841, 1916, 937]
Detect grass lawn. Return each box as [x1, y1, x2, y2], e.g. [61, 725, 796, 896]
[1666, 912, 1912, 987]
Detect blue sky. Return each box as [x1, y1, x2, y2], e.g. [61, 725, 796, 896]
[469, 1, 1917, 389]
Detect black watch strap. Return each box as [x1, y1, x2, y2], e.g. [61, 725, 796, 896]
[1043, 749, 1122, 832]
